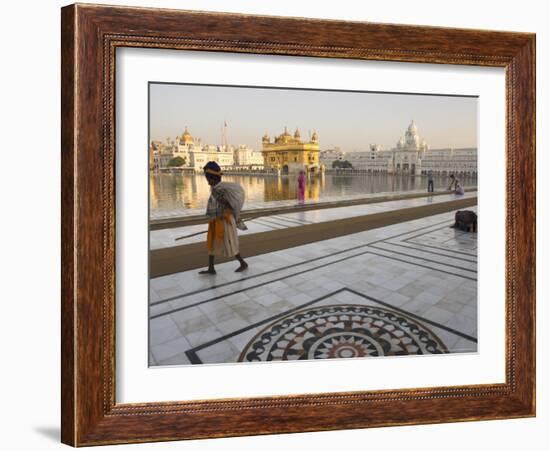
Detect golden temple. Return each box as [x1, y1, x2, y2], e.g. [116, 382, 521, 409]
[261, 127, 321, 174]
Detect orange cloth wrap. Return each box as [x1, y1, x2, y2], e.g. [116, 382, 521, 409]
[206, 211, 233, 254]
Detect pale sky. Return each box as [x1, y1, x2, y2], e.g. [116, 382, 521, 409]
[149, 82, 477, 152]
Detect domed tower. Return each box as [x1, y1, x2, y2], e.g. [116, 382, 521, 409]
[294, 128, 301, 141]
[283, 126, 291, 140]
[310, 130, 318, 143]
[180, 126, 194, 145]
[396, 136, 405, 149]
[276, 126, 292, 144]
[262, 132, 270, 144]
[404, 120, 420, 148]
[421, 139, 429, 151]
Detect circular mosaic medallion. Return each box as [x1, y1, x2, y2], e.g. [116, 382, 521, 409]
[239, 304, 448, 362]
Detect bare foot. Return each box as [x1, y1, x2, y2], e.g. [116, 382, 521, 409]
[199, 268, 216, 275]
[235, 262, 248, 272]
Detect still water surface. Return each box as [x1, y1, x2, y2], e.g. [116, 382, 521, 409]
[150, 173, 476, 215]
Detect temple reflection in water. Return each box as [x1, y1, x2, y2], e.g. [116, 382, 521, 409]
[149, 172, 476, 216]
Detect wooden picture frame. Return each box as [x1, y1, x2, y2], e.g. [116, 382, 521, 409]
[61, 3, 535, 446]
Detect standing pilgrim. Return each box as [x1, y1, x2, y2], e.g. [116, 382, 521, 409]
[200, 161, 248, 275]
[297, 170, 306, 205]
[427, 170, 434, 193]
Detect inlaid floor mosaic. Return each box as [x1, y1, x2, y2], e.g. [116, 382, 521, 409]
[239, 300, 450, 362]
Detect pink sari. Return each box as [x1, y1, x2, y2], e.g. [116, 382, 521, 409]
[297, 173, 306, 204]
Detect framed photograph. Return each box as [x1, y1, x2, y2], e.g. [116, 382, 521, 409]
[61, 3, 535, 446]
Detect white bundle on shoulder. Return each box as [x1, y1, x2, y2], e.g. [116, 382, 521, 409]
[211, 182, 248, 230]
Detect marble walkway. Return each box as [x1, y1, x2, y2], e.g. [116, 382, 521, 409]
[149, 206, 478, 366]
[151, 191, 476, 250]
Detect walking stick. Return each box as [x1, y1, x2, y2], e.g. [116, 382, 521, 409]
[174, 230, 209, 241]
[173, 215, 263, 241]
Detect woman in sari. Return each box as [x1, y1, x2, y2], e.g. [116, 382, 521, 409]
[297, 170, 306, 205]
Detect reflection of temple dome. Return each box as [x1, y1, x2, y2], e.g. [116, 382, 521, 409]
[180, 126, 194, 145]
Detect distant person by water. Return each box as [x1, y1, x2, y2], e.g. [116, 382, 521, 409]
[447, 174, 464, 195]
[427, 170, 434, 193]
[297, 170, 306, 205]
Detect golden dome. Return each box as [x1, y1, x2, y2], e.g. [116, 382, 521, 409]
[275, 126, 293, 144]
[294, 128, 301, 139]
[180, 126, 194, 145]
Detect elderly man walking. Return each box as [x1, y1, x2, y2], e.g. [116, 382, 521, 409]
[199, 161, 248, 275]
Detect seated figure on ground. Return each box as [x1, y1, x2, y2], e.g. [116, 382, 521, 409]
[451, 210, 477, 233]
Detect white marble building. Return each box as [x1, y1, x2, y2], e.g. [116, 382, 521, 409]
[152, 128, 204, 170]
[152, 138, 185, 169]
[419, 147, 478, 176]
[320, 148, 345, 167]
[233, 144, 264, 167]
[324, 121, 477, 176]
[396, 120, 430, 152]
[345, 145, 392, 172]
[151, 128, 257, 172]
[193, 144, 234, 169]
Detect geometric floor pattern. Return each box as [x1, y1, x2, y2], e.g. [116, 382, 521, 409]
[239, 301, 450, 362]
[149, 207, 478, 366]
